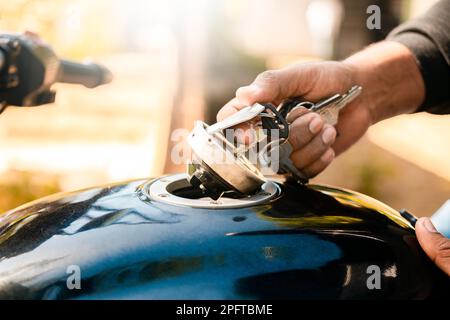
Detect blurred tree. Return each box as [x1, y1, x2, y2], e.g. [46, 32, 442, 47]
[0, 171, 61, 213]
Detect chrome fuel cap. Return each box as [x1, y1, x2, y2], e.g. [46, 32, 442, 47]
[186, 121, 266, 199]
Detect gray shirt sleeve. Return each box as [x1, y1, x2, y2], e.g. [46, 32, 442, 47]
[387, 0, 450, 114]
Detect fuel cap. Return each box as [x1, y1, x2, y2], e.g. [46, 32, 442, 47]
[187, 121, 267, 200]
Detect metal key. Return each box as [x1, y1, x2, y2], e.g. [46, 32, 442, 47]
[207, 103, 265, 134]
[310, 85, 362, 125]
[273, 142, 309, 182]
[274, 85, 362, 182]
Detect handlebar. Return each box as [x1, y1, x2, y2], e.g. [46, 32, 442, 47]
[0, 33, 113, 110]
[57, 59, 113, 88]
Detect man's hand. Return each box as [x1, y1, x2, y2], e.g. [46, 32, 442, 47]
[217, 41, 425, 178]
[218, 61, 372, 177]
[416, 218, 450, 276]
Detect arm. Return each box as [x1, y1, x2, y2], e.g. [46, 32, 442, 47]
[217, 1, 450, 276]
[217, 41, 425, 177]
[388, 0, 450, 114]
[218, 1, 450, 177]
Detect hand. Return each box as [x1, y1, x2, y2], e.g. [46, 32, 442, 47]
[218, 61, 372, 177]
[23, 30, 46, 45]
[217, 41, 425, 178]
[416, 218, 450, 276]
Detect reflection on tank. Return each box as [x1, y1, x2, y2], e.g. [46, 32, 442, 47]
[0, 177, 447, 299]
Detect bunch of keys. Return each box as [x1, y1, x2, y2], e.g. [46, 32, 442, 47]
[280, 85, 363, 126]
[187, 85, 362, 199]
[268, 85, 363, 182]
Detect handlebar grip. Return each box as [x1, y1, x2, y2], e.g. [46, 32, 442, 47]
[57, 59, 113, 88]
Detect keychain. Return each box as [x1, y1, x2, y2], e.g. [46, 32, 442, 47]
[186, 85, 362, 199]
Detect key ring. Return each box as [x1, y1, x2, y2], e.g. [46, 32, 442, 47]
[259, 102, 290, 140]
[278, 98, 314, 121]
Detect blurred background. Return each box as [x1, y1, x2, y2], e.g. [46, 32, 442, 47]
[0, 0, 448, 216]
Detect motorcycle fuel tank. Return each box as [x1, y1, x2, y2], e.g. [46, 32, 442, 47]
[0, 173, 447, 299]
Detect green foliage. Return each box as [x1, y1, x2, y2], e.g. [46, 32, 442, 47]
[354, 160, 395, 198]
[0, 171, 61, 214]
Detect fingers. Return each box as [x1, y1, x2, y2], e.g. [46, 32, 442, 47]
[288, 112, 324, 149]
[216, 60, 354, 148]
[216, 97, 245, 122]
[216, 98, 257, 144]
[217, 67, 304, 127]
[301, 148, 335, 177]
[287, 109, 337, 178]
[415, 217, 450, 276]
[24, 30, 40, 39]
[236, 65, 315, 105]
[286, 106, 311, 123]
[23, 31, 47, 46]
[219, 97, 337, 177]
[234, 61, 353, 107]
[289, 123, 336, 177]
[217, 68, 295, 122]
[236, 71, 281, 105]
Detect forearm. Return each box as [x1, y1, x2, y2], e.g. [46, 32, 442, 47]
[343, 41, 425, 124]
[388, 0, 450, 114]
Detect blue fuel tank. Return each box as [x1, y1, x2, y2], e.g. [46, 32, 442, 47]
[0, 174, 447, 299]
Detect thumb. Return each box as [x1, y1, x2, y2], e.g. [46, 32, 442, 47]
[236, 64, 315, 106]
[415, 217, 450, 276]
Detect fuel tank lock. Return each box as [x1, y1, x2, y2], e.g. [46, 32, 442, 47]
[140, 173, 280, 209]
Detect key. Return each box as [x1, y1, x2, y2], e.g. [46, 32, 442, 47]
[310, 85, 362, 125]
[207, 103, 265, 134]
[277, 142, 309, 182]
[260, 140, 309, 183]
[310, 94, 342, 111]
[275, 85, 362, 182]
[338, 85, 363, 106]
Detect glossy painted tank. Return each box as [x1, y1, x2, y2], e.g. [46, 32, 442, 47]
[0, 175, 447, 299]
